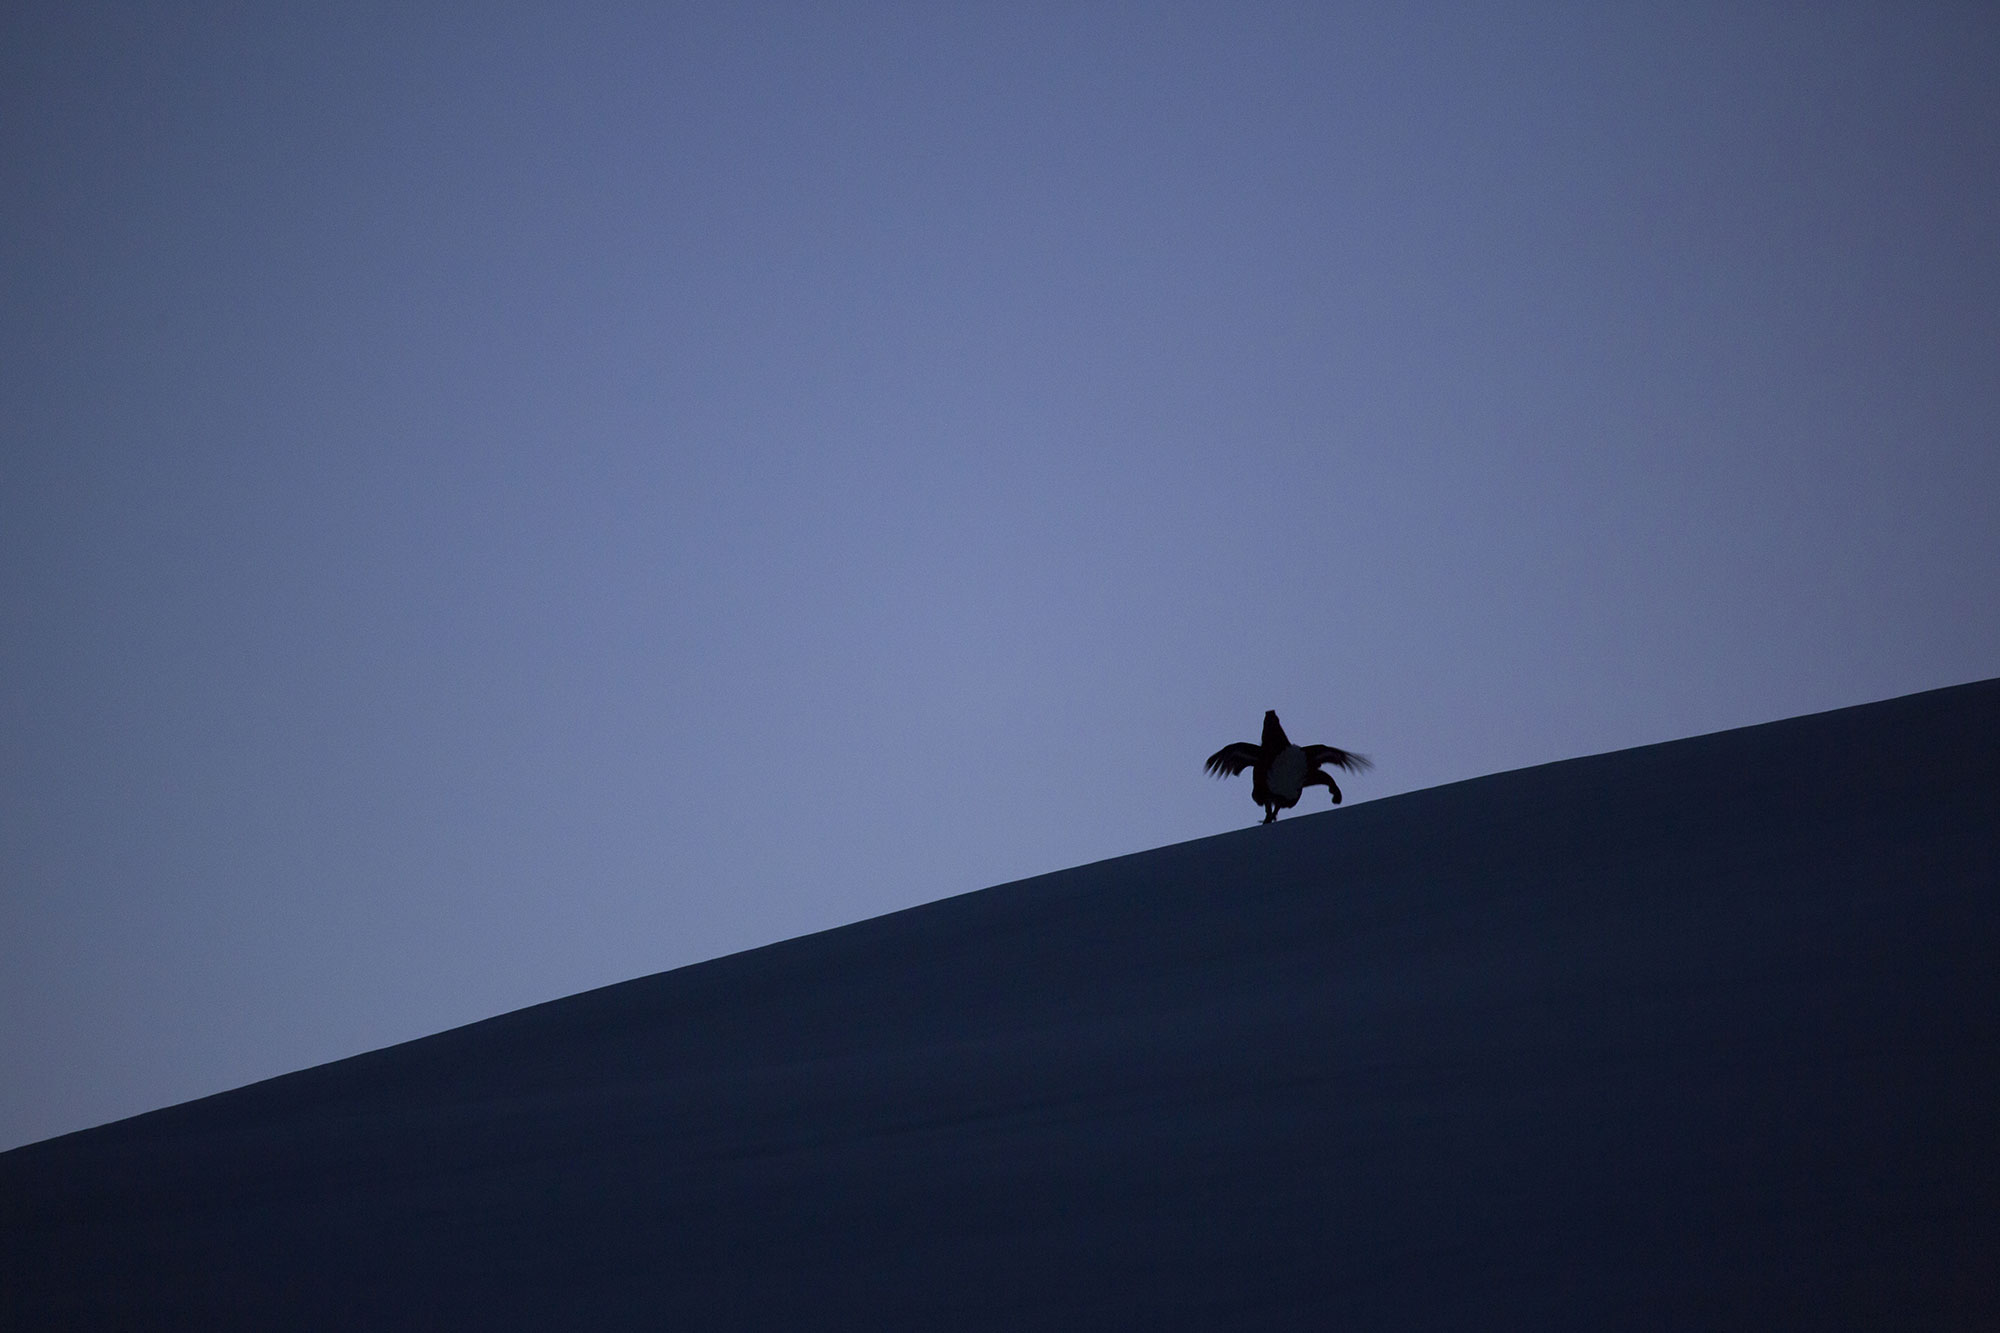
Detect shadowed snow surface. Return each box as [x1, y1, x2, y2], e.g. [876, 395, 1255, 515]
[4, 680, 1998, 1329]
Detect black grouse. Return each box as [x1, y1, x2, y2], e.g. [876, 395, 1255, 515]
[1205, 710, 1371, 824]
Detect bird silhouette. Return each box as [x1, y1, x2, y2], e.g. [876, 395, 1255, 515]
[1205, 710, 1371, 824]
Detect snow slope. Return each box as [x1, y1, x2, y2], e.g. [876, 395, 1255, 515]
[4, 679, 1997, 1330]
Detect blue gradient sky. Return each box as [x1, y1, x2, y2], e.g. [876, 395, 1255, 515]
[5, 2, 1996, 1151]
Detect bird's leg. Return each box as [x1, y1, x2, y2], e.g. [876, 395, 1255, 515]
[1262, 805, 1277, 824]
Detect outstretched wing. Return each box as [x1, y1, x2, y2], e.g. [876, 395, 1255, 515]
[1303, 744, 1372, 773]
[1204, 741, 1262, 777]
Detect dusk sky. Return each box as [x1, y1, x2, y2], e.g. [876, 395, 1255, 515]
[5, 2, 1996, 1152]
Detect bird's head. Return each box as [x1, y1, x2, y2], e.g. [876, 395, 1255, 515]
[1262, 710, 1289, 751]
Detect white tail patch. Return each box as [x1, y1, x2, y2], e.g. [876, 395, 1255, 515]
[1267, 745, 1310, 802]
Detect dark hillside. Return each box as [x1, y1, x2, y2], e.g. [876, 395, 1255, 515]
[5, 679, 1997, 1329]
